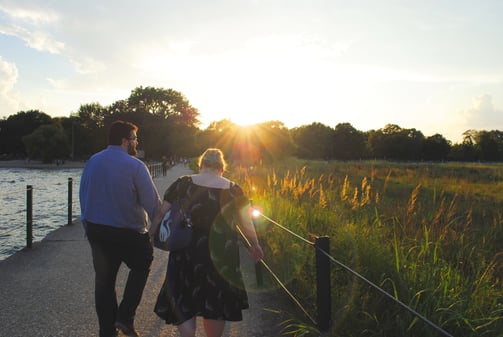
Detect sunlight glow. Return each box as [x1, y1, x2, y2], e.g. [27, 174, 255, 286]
[251, 208, 261, 218]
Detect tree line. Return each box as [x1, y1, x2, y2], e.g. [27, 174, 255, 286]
[1, 86, 502, 164]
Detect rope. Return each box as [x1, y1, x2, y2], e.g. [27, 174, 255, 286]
[315, 246, 453, 337]
[237, 226, 317, 326]
[0, 187, 27, 196]
[257, 212, 315, 246]
[253, 210, 454, 337]
[0, 225, 24, 236]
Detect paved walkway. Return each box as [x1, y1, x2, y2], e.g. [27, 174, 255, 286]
[0, 164, 293, 337]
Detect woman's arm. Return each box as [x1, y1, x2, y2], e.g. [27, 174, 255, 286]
[236, 203, 264, 263]
[148, 200, 172, 241]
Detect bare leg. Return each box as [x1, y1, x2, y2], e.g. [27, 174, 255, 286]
[178, 317, 196, 337]
[203, 319, 225, 337]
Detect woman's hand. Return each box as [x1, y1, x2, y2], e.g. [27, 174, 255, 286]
[149, 200, 171, 244]
[249, 243, 264, 263]
[148, 225, 158, 243]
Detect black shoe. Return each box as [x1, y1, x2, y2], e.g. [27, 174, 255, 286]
[101, 329, 117, 337]
[115, 321, 140, 337]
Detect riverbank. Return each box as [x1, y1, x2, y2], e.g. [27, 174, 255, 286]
[0, 160, 87, 169]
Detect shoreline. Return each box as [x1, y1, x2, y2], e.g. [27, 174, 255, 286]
[0, 160, 87, 169]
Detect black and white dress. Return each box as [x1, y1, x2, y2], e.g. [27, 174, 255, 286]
[154, 175, 249, 324]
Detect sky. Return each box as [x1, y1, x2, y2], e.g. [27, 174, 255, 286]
[1, 0, 502, 143]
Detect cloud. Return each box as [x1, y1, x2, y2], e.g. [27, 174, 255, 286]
[463, 94, 503, 130]
[0, 2, 59, 25]
[0, 24, 64, 54]
[0, 57, 20, 115]
[0, 3, 63, 53]
[67, 55, 105, 75]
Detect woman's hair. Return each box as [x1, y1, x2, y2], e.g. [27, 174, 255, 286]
[108, 120, 138, 145]
[198, 148, 227, 172]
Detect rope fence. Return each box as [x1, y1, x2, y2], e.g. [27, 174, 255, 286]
[0, 187, 26, 196]
[0, 179, 79, 255]
[237, 226, 317, 326]
[250, 209, 454, 337]
[1, 163, 159, 257]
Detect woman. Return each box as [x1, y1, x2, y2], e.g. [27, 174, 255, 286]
[149, 148, 264, 337]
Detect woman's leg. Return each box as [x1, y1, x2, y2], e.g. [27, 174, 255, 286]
[203, 319, 225, 337]
[178, 317, 196, 337]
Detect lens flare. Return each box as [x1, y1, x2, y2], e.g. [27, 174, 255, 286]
[251, 208, 261, 218]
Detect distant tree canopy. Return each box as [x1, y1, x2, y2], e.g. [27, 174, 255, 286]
[1, 86, 502, 163]
[368, 124, 425, 161]
[332, 123, 366, 160]
[0, 110, 53, 158]
[22, 124, 70, 163]
[71, 86, 201, 160]
[291, 122, 334, 159]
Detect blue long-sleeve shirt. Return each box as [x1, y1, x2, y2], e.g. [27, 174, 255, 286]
[79, 145, 160, 233]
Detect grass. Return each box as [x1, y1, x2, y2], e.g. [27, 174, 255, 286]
[229, 159, 503, 337]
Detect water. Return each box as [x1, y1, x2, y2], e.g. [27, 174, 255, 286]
[0, 168, 82, 261]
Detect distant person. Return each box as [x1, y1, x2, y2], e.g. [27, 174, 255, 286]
[149, 148, 264, 337]
[80, 120, 161, 337]
[162, 156, 168, 176]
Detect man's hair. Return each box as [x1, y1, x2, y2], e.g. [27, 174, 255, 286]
[108, 120, 138, 145]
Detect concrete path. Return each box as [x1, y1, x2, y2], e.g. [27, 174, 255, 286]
[0, 164, 293, 337]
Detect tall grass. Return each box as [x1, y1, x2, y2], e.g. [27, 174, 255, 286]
[231, 159, 503, 337]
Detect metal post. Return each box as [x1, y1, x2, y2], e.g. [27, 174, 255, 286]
[315, 236, 331, 332]
[67, 178, 73, 225]
[26, 185, 33, 249]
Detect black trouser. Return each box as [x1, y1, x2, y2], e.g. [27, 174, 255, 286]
[86, 222, 153, 337]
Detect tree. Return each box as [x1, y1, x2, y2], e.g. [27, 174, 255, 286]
[0, 110, 53, 158]
[244, 121, 294, 163]
[22, 124, 70, 162]
[475, 130, 500, 161]
[368, 124, 424, 160]
[197, 119, 238, 156]
[76, 103, 110, 156]
[422, 134, 451, 161]
[194, 120, 294, 165]
[127, 86, 200, 127]
[291, 122, 334, 159]
[332, 123, 366, 160]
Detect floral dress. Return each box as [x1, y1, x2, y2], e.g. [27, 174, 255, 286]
[154, 175, 250, 324]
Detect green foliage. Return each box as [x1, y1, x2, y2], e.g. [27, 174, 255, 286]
[22, 124, 70, 162]
[368, 124, 425, 160]
[291, 122, 334, 159]
[2, 86, 502, 163]
[0, 110, 53, 157]
[230, 159, 503, 337]
[333, 123, 366, 160]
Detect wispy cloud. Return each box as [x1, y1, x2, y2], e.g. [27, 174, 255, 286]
[0, 2, 63, 53]
[0, 24, 64, 54]
[0, 3, 59, 25]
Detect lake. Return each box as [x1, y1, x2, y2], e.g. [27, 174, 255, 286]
[0, 168, 82, 260]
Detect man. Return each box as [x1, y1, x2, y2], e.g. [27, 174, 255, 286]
[80, 120, 161, 337]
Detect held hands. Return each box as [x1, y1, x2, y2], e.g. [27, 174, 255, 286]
[148, 225, 158, 243]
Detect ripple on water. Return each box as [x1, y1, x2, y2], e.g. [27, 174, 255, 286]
[0, 168, 83, 260]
